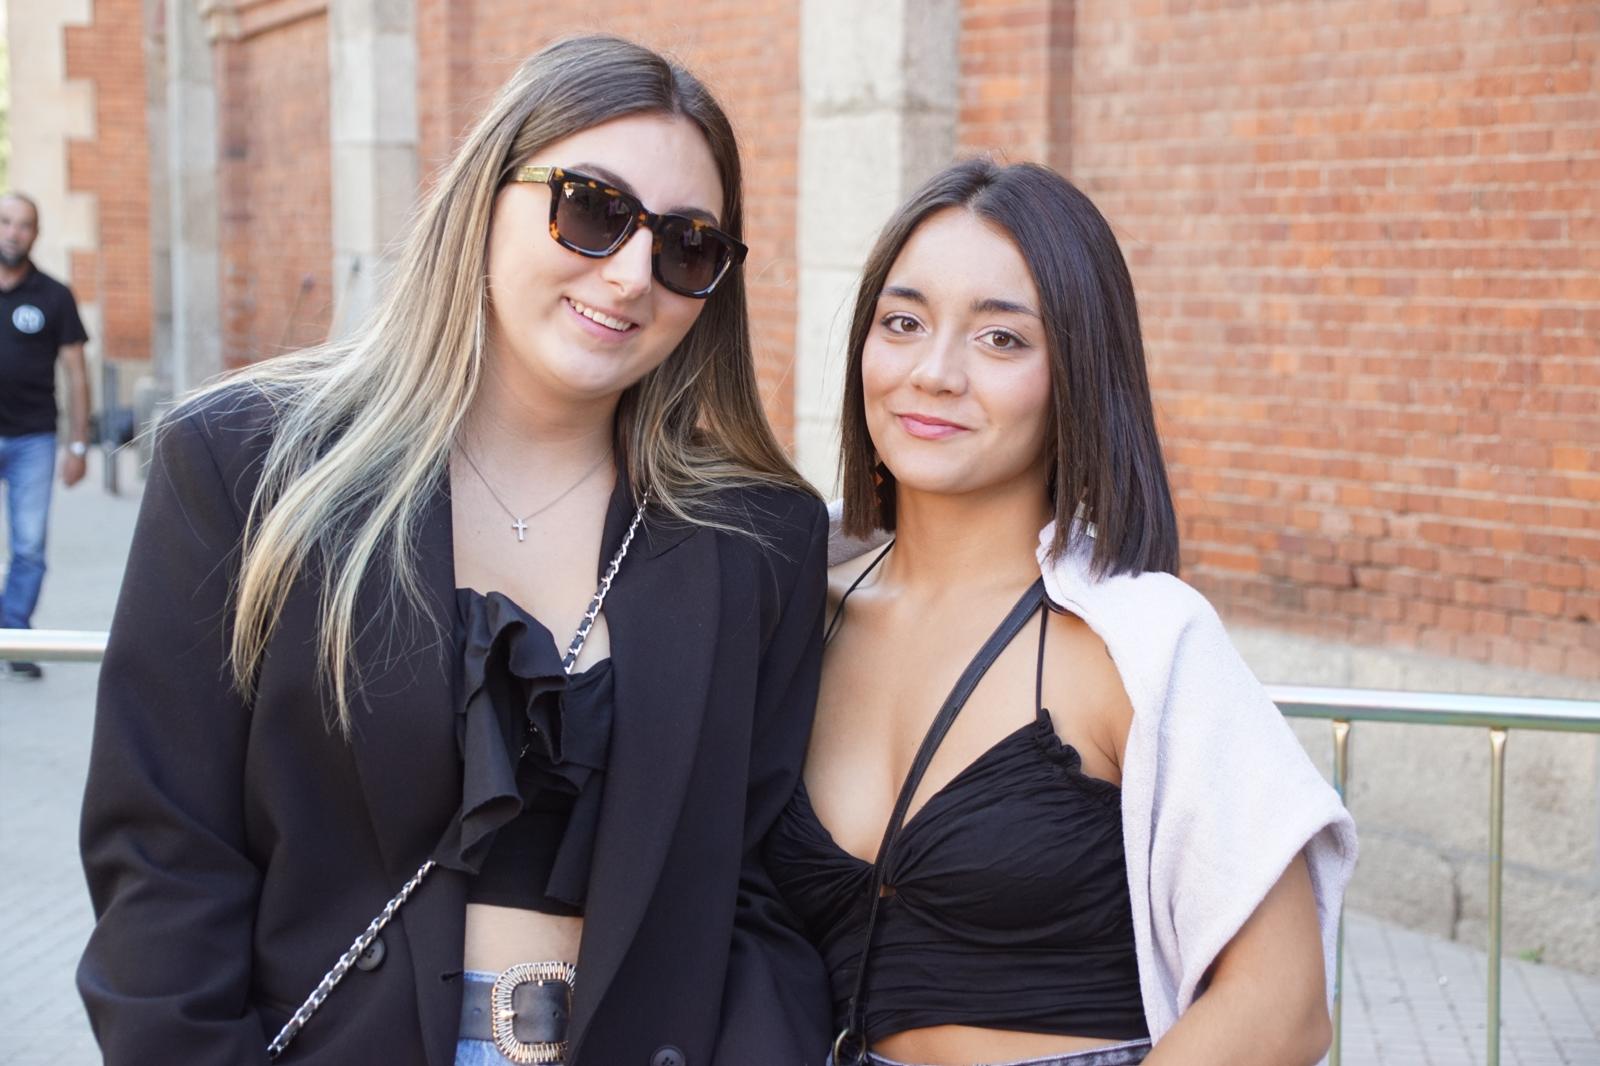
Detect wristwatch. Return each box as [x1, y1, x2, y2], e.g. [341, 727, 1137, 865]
[68, 440, 89, 458]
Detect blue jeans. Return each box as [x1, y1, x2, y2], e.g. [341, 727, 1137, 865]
[0, 432, 54, 632]
[829, 1039, 1151, 1066]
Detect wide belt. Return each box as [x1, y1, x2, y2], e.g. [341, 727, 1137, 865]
[459, 961, 576, 1065]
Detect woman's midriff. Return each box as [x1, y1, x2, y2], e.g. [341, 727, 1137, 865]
[875, 1026, 1125, 1066]
[462, 903, 582, 973]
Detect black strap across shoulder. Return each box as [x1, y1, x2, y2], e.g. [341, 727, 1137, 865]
[825, 540, 895, 645]
[833, 574, 1048, 1064]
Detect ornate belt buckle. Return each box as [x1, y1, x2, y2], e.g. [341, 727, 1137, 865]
[490, 961, 577, 1064]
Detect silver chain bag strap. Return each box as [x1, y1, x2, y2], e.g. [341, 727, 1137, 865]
[267, 498, 649, 1060]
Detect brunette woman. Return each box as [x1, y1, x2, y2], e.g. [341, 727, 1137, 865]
[767, 159, 1357, 1066]
[79, 36, 829, 1066]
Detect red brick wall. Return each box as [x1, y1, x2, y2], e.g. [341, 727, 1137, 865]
[1069, 0, 1600, 676]
[53, 0, 1596, 676]
[416, 0, 477, 179]
[958, 0, 1074, 169]
[413, 4, 801, 442]
[63, 0, 153, 361]
[215, 10, 334, 364]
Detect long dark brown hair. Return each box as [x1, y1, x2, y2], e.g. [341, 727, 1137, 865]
[839, 158, 1179, 577]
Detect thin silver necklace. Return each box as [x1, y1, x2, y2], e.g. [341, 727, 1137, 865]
[457, 446, 612, 542]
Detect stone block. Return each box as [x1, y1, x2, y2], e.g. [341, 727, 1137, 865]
[801, 0, 958, 114]
[329, 250, 375, 341]
[897, 107, 959, 192]
[175, 160, 220, 248]
[330, 0, 414, 37]
[1453, 869, 1600, 977]
[169, 0, 215, 74]
[801, 113, 931, 270]
[331, 142, 417, 253]
[171, 247, 223, 392]
[801, 0, 910, 113]
[1345, 832, 1460, 940]
[795, 267, 857, 413]
[330, 32, 417, 146]
[795, 415, 842, 497]
[331, 144, 379, 250]
[901, 0, 960, 114]
[370, 31, 420, 143]
[329, 37, 375, 145]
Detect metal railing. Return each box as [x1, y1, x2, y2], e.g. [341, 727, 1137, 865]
[1268, 684, 1600, 1066]
[5, 629, 1599, 1064]
[1, 628, 108, 662]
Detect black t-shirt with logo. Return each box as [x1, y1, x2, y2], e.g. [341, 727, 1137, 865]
[0, 264, 90, 436]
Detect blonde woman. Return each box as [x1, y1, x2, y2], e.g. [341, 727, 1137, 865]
[78, 36, 830, 1066]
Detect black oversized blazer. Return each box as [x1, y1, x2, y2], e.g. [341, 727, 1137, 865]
[78, 392, 833, 1066]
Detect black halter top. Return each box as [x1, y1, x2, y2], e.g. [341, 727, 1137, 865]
[764, 558, 1148, 1044]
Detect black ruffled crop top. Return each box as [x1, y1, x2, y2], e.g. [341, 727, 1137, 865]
[429, 588, 613, 915]
[764, 597, 1148, 1045]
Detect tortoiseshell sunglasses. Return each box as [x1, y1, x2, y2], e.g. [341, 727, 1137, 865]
[511, 165, 748, 299]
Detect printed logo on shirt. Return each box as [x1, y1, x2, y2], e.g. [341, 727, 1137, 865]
[11, 304, 45, 335]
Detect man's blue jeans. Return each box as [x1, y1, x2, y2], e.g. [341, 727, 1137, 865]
[0, 432, 55, 630]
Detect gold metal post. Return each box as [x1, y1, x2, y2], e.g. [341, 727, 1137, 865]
[1330, 720, 1352, 1066]
[1486, 728, 1507, 1066]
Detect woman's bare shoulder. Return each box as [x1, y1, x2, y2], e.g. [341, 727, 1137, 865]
[1044, 603, 1136, 769]
[826, 550, 883, 618]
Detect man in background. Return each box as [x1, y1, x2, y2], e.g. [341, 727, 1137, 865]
[0, 192, 90, 679]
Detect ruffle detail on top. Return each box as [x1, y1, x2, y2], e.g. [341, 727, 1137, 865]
[430, 587, 613, 909]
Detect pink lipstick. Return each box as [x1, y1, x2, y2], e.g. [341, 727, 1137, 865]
[896, 413, 968, 440]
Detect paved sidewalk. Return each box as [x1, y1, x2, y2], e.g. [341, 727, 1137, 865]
[1340, 912, 1599, 1065]
[1, 454, 139, 1066]
[2, 462, 1598, 1064]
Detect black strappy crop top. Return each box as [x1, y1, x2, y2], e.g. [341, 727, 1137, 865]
[764, 571, 1148, 1044]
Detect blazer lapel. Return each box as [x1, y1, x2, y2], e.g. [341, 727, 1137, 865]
[345, 481, 464, 1066]
[568, 518, 718, 1052]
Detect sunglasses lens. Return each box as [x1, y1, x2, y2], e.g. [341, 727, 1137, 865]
[655, 217, 731, 297]
[554, 181, 634, 253]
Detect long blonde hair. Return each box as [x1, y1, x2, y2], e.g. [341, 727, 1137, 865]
[180, 35, 811, 730]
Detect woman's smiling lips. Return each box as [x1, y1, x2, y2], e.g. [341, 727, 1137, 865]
[896, 412, 969, 440]
[564, 296, 640, 341]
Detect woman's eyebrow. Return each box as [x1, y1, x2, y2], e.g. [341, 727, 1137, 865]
[571, 161, 721, 226]
[882, 286, 1039, 320]
[972, 297, 1040, 319]
[881, 285, 927, 304]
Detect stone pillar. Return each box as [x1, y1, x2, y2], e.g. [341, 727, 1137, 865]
[145, 0, 171, 396]
[327, 0, 418, 340]
[163, 0, 222, 394]
[794, 0, 960, 491]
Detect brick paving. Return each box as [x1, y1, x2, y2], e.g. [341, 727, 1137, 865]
[2, 466, 1597, 1065]
[1340, 912, 1600, 1065]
